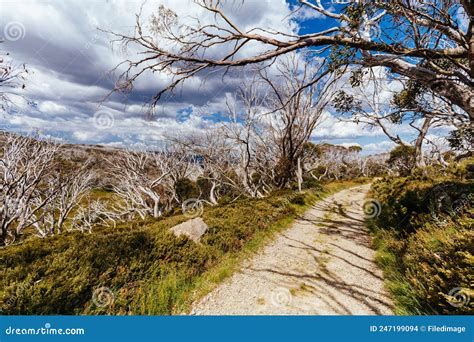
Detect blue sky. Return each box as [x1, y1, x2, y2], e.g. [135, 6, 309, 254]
[0, 0, 453, 154]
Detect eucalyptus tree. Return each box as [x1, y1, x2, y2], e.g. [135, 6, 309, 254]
[332, 68, 466, 167]
[109, 1, 473, 121]
[0, 133, 94, 244]
[0, 134, 57, 245]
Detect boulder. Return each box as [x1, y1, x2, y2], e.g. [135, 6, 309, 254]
[170, 217, 209, 243]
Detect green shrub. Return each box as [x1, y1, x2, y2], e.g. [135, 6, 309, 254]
[446, 157, 474, 180]
[301, 176, 323, 190]
[0, 184, 330, 315]
[371, 176, 473, 235]
[0, 224, 212, 315]
[289, 193, 306, 205]
[404, 216, 474, 314]
[387, 145, 416, 176]
[369, 172, 474, 315]
[175, 178, 199, 202]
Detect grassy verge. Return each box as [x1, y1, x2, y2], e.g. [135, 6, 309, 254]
[367, 174, 473, 315]
[368, 223, 423, 315]
[0, 179, 365, 315]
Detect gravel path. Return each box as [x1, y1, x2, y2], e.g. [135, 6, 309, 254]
[191, 184, 393, 315]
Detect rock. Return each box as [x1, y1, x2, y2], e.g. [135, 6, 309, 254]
[170, 217, 209, 243]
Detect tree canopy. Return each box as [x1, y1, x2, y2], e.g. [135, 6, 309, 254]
[109, 1, 473, 121]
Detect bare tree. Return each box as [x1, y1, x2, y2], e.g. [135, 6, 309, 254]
[161, 144, 201, 208]
[333, 68, 467, 167]
[32, 165, 94, 237]
[108, 149, 176, 219]
[424, 135, 451, 167]
[302, 143, 330, 181]
[219, 79, 276, 197]
[71, 200, 117, 233]
[108, 1, 473, 121]
[303, 143, 365, 181]
[174, 128, 248, 202]
[0, 133, 58, 246]
[258, 55, 335, 187]
[359, 153, 390, 177]
[174, 55, 336, 196]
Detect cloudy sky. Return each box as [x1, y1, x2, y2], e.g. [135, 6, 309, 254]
[0, 0, 453, 154]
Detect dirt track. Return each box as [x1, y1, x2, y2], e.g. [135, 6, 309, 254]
[191, 184, 393, 315]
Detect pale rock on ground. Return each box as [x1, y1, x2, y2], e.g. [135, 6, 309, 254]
[170, 217, 209, 243]
[191, 184, 393, 315]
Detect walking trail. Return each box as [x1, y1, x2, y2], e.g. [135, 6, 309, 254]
[191, 184, 393, 315]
